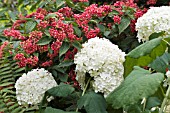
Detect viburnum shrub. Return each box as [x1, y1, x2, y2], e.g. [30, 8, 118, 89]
[2, 0, 170, 113]
[3, 7, 81, 68]
[1, 0, 147, 65]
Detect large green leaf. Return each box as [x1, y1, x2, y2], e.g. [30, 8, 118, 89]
[44, 107, 79, 113]
[124, 37, 166, 76]
[77, 92, 107, 113]
[149, 52, 170, 73]
[118, 17, 130, 34]
[59, 41, 70, 57]
[47, 83, 75, 97]
[106, 66, 164, 109]
[127, 38, 163, 58]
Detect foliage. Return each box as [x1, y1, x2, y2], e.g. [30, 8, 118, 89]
[1, 0, 170, 113]
[124, 37, 166, 76]
[47, 83, 75, 97]
[106, 66, 164, 109]
[0, 57, 38, 113]
[149, 52, 170, 73]
[44, 107, 79, 113]
[77, 92, 107, 113]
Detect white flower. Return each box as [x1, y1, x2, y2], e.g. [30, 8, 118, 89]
[74, 37, 125, 97]
[166, 70, 170, 78]
[15, 68, 57, 106]
[136, 6, 170, 42]
[166, 105, 170, 113]
[93, 72, 123, 97]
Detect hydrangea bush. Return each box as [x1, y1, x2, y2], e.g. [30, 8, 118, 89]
[74, 37, 125, 97]
[15, 68, 57, 106]
[1, 0, 170, 113]
[136, 6, 170, 42]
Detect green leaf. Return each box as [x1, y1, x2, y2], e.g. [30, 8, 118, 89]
[37, 37, 52, 45]
[45, 13, 57, 19]
[104, 31, 111, 37]
[44, 30, 51, 37]
[25, 21, 36, 33]
[58, 73, 68, 82]
[108, 10, 119, 17]
[31, 1, 41, 11]
[106, 66, 164, 109]
[149, 52, 170, 73]
[13, 41, 20, 49]
[52, 66, 66, 74]
[126, 104, 142, 113]
[77, 92, 107, 113]
[44, 107, 79, 113]
[124, 37, 166, 76]
[58, 60, 74, 67]
[149, 31, 165, 40]
[118, 17, 130, 34]
[72, 41, 82, 51]
[47, 83, 75, 97]
[59, 41, 70, 57]
[97, 24, 105, 32]
[8, 11, 17, 22]
[146, 97, 161, 109]
[0, 36, 7, 42]
[127, 38, 163, 58]
[65, 0, 75, 8]
[73, 26, 82, 37]
[52, 70, 57, 78]
[56, 0, 65, 9]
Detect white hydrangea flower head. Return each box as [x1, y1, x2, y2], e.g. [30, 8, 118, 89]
[74, 37, 125, 97]
[136, 6, 170, 42]
[15, 68, 57, 106]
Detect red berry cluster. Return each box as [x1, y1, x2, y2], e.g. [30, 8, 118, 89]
[14, 53, 38, 67]
[74, 4, 112, 39]
[68, 68, 80, 88]
[113, 0, 147, 32]
[0, 41, 9, 58]
[3, 8, 81, 68]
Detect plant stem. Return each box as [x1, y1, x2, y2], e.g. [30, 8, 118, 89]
[162, 39, 170, 46]
[160, 85, 165, 97]
[76, 77, 92, 112]
[160, 85, 170, 113]
[142, 98, 146, 112]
